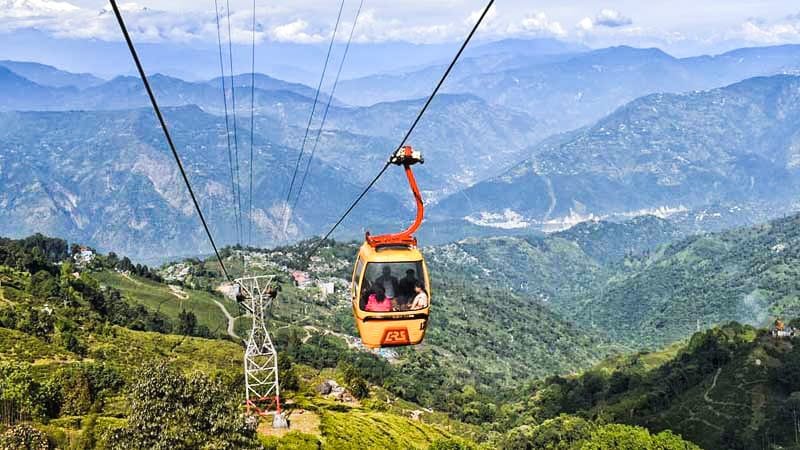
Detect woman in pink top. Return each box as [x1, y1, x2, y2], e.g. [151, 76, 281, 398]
[365, 286, 392, 312]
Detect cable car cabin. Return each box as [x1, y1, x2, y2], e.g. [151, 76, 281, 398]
[350, 145, 430, 348]
[351, 242, 430, 348]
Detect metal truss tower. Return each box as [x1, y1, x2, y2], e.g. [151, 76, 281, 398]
[235, 275, 288, 428]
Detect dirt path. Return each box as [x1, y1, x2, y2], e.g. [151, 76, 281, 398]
[168, 285, 189, 300]
[258, 409, 320, 438]
[543, 176, 557, 220]
[678, 405, 723, 432]
[211, 298, 241, 341]
[703, 368, 722, 403]
[703, 368, 752, 409]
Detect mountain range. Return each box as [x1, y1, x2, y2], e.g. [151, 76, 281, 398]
[4, 41, 800, 258]
[338, 44, 800, 134]
[432, 74, 800, 235]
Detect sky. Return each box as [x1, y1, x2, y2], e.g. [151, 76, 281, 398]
[1, 0, 799, 57]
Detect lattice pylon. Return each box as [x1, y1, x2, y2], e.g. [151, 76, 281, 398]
[235, 275, 286, 427]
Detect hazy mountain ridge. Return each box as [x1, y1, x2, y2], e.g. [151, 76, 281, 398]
[0, 106, 408, 259]
[433, 74, 800, 235]
[0, 59, 104, 88]
[337, 44, 800, 136]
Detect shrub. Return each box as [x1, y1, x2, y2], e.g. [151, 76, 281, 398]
[0, 424, 50, 450]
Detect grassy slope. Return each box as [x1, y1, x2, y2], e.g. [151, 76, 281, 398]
[0, 327, 78, 364]
[0, 322, 473, 449]
[0, 264, 475, 448]
[93, 270, 242, 336]
[320, 410, 454, 449]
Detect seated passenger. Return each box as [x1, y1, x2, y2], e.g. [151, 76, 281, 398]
[375, 266, 399, 301]
[409, 281, 429, 310]
[397, 269, 417, 304]
[365, 286, 392, 312]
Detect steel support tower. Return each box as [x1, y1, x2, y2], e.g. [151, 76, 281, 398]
[235, 275, 288, 428]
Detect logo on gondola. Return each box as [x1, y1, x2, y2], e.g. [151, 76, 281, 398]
[381, 328, 410, 345]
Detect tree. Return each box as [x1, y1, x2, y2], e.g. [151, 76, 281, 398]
[110, 363, 258, 450]
[499, 415, 595, 450]
[58, 369, 93, 416]
[278, 354, 299, 392]
[177, 310, 197, 336]
[348, 377, 369, 400]
[580, 424, 700, 450]
[29, 270, 59, 301]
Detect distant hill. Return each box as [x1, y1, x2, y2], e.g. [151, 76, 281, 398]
[433, 74, 800, 235]
[0, 60, 103, 89]
[0, 66, 75, 110]
[337, 43, 800, 135]
[427, 211, 800, 353]
[582, 212, 800, 348]
[0, 106, 406, 259]
[426, 215, 685, 320]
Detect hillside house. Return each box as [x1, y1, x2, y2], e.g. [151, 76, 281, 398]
[291, 271, 312, 289]
[73, 247, 95, 265]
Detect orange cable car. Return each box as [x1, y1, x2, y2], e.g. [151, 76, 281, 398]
[351, 146, 430, 348]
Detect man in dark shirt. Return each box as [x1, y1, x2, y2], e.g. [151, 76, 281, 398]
[397, 269, 417, 307]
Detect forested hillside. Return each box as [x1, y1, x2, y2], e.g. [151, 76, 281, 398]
[580, 213, 800, 348]
[497, 322, 800, 450]
[429, 212, 800, 353]
[0, 233, 707, 449]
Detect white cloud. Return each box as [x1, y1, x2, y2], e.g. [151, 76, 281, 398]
[351, 9, 457, 44]
[595, 9, 632, 28]
[0, 0, 797, 57]
[576, 8, 632, 32]
[0, 0, 79, 17]
[518, 12, 566, 37]
[271, 19, 324, 43]
[729, 13, 800, 44]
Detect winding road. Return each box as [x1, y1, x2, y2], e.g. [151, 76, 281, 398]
[212, 298, 241, 341]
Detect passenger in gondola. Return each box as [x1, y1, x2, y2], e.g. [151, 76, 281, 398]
[409, 281, 429, 310]
[397, 269, 417, 306]
[375, 266, 399, 301]
[365, 286, 392, 312]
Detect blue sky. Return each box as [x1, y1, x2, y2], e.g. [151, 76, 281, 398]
[1, 0, 798, 56]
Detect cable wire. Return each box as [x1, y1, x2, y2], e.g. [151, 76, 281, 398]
[248, 0, 257, 248]
[226, 0, 244, 245]
[288, 0, 364, 223]
[279, 0, 346, 236]
[306, 0, 495, 258]
[109, 0, 231, 281]
[213, 0, 241, 248]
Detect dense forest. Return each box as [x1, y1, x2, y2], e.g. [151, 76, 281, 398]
[6, 222, 800, 448]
